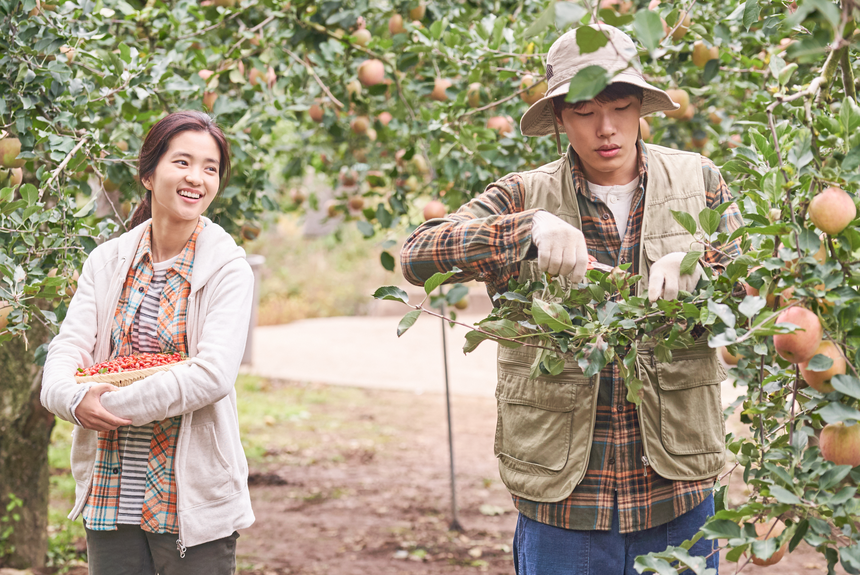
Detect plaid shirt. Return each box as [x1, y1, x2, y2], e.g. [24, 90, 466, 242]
[400, 143, 743, 532]
[83, 219, 204, 534]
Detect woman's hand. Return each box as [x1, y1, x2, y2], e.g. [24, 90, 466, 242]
[74, 384, 133, 431]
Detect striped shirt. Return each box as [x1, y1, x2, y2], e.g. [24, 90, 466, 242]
[117, 257, 175, 526]
[83, 220, 203, 534]
[400, 142, 743, 532]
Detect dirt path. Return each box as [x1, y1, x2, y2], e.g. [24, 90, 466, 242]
[235, 379, 841, 575]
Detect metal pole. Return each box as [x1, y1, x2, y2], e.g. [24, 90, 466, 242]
[439, 296, 462, 531]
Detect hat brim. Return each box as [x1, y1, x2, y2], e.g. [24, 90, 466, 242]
[519, 71, 680, 137]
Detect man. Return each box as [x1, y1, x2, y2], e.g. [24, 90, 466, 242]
[400, 25, 742, 574]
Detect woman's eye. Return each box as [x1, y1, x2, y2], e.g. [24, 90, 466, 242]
[175, 160, 188, 166]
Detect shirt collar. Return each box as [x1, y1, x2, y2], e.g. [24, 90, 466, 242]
[131, 219, 204, 282]
[568, 140, 649, 200]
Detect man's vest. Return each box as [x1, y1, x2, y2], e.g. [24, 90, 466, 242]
[495, 144, 726, 502]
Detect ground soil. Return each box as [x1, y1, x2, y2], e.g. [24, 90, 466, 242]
[48, 378, 845, 575]
[232, 379, 843, 575]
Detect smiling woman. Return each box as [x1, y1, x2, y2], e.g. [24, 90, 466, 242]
[41, 111, 256, 574]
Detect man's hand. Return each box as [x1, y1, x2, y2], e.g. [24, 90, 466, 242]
[648, 252, 702, 302]
[74, 383, 132, 431]
[531, 210, 589, 283]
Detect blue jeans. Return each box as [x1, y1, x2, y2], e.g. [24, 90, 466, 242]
[513, 494, 718, 575]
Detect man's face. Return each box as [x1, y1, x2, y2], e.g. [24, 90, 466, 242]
[557, 94, 642, 186]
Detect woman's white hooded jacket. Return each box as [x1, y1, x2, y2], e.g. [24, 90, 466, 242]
[41, 217, 256, 548]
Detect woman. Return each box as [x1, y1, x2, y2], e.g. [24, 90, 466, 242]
[41, 111, 255, 574]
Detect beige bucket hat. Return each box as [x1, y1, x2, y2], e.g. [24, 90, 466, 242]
[520, 24, 678, 137]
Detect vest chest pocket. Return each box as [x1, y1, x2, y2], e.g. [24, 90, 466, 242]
[655, 351, 726, 456]
[495, 358, 586, 475]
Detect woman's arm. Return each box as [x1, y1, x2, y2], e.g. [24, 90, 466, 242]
[99, 258, 254, 424]
[40, 254, 103, 423]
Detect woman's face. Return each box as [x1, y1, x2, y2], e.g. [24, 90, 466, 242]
[141, 130, 221, 225]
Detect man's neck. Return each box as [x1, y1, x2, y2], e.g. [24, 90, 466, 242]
[574, 144, 640, 187]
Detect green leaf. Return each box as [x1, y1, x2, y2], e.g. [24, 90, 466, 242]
[738, 296, 767, 318]
[445, 283, 469, 305]
[463, 330, 491, 353]
[671, 210, 698, 236]
[380, 251, 395, 271]
[750, 538, 777, 562]
[356, 220, 375, 237]
[372, 286, 409, 304]
[633, 9, 665, 51]
[843, 145, 860, 171]
[703, 58, 720, 84]
[743, 0, 760, 30]
[531, 299, 574, 332]
[805, 353, 834, 372]
[576, 26, 608, 55]
[830, 375, 860, 400]
[818, 402, 860, 424]
[708, 300, 736, 328]
[698, 207, 721, 236]
[424, 267, 461, 294]
[565, 65, 610, 105]
[768, 485, 801, 504]
[778, 62, 798, 86]
[19, 184, 38, 206]
[819, 465, 852, 490]
[633, 555, 678, 575]
[701, 518, 741, 539]
[523, 0, 556, 39]
[680, 251, 703, 276]
[555, 2, 587, 29]
[397, 310, 421, 337]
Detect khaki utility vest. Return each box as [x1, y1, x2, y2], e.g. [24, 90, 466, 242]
[495, 144, 726, 502]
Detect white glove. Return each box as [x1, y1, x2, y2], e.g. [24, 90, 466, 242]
[648, 252, 702, 302]
[531, 210, 588, 283]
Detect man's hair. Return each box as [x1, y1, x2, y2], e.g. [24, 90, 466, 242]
[552, 82, 644, 117]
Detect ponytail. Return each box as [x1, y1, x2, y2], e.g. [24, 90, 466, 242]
[129, 189, 152, 229]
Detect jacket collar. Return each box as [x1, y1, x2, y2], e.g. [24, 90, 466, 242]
[129, 219, 204, 283]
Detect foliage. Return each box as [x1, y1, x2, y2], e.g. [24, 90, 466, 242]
[5, 0, 860, 570]
[370, 0, 860, 572]
[0, 493, 23, 560]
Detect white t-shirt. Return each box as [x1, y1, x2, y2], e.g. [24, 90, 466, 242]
[586, 177, 640, 241]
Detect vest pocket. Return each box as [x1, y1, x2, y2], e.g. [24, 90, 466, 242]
[655, 352, 725, 455]
[495, 358, 582, 474]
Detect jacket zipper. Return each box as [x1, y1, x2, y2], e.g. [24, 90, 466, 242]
[642, 456, 649, 477]
[174, 293, 195, 558]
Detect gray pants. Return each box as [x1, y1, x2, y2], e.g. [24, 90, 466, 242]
[85, 523, 238, 575]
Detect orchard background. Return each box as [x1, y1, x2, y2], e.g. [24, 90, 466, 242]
[2, 0, 860, 571]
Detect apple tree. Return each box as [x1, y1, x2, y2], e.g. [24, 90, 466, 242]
[346, 0, 860, 573]
[4, 0, 860, 570]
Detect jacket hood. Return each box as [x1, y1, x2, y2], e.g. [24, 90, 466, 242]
[115, 217, 247, 294]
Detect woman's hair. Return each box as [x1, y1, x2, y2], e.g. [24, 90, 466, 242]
[552, 82, 644, 118]
[129, 111, 232, 229]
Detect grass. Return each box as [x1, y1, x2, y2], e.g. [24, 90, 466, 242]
[246, 215, 401, 326]
[46, 373, 392, 563]
[47, 418, 87, 570]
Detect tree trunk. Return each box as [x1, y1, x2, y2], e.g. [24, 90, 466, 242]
[0, 322, 54, 569]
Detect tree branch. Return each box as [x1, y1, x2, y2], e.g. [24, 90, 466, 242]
[283, 48, 344, 109]
[39, 137, 88, 201]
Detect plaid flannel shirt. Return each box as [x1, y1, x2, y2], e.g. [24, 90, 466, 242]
[401, 143, 743, 532]
[83, 219, 204, 534]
